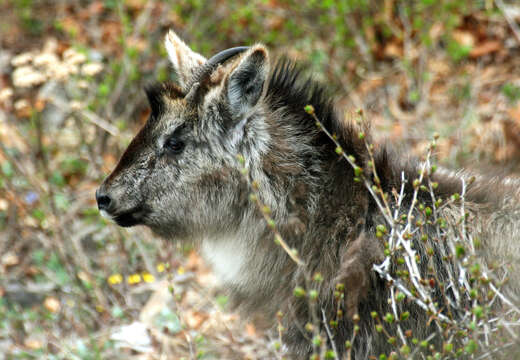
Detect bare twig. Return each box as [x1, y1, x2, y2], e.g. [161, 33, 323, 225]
[321, 308, 339, 360]
[496, 0, 520, 45]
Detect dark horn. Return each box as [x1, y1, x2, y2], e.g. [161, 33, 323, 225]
[205, 46, 250, 69]
[185, 46, 250, 98]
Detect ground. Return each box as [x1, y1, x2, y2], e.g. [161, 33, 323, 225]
[1, 1, 520, 359]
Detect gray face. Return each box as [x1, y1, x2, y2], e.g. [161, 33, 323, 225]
[96, 33, 271, 242]
[97, 87, 236, 240]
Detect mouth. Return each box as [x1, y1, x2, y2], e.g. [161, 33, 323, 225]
[103, 206, 146, 227]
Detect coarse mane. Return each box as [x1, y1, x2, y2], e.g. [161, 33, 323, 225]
[263, 58, 514, 212]
[265, 58, 366, 159]
[266, 58, 335, 127]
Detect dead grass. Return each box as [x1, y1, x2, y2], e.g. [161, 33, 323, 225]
[1, 1, 520, 359]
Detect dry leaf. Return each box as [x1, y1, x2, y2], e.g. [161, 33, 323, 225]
[127, 37, 147, 52]
[126, 0, 146, 11]
[265, 16, 284, 31]
[102, 154, 118, 172]
[2, 252, 19, 267]
[0, 88, 13, 103]
[87, 1, 105, 16]
[111, 321, 153, 353]
[503, 107, 520, 150]
[24, 338, 43, 350]
[185, 310, 208, 329]
[383, 42, 403, 59]
[0, 199, 7, 211]
[25, 266, 40, 276]
[44, 297, 61, 313]
[452, 30, 476, 48]
[429, 22, 444, 42]
[186, 250, 202, 270]
[245, 323, 257, 337]
[470, 41, 502, 58]
[23, 216, 38, 227]
[14, 99, 32, 118]
[508, 104, 520, 124]
[77, 271, 90, 283]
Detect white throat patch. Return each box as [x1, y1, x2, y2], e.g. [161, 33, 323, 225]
[201, 235, 249, 287]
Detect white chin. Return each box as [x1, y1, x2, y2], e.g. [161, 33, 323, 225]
[99, 209, 112, 219]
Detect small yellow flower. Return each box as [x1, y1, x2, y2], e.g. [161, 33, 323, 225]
[127, 274, 141, 285]
[177, 266, 185, 275]
[108, 274, 123, 285]
[142, 273, 155, 283]
[157, 263, 166, 273]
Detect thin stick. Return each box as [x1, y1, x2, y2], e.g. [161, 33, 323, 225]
[496, 0, 520, 45]
[321, 308, 339, 360]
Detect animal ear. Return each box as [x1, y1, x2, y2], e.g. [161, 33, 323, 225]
[164, 30, 207, 89]
[226, 45, 269, 117]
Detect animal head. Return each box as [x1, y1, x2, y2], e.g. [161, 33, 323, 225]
[96, 31, 274, 240]
[96, 30, 360, 242]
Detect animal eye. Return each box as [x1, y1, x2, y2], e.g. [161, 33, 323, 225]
[165, 137, 184, 154]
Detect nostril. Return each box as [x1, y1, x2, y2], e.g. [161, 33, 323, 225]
[97, 195, 111, 210]
[96, 189, 112, 211]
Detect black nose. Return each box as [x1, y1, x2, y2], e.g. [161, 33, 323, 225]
[96, 188, 112, 211]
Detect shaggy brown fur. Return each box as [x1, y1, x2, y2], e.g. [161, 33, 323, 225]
[97, 31, 520, 358]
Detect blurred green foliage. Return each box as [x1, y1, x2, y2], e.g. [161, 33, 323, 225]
[502, 82, 520, 103]
[170, 0, 482, 60]
[1, 0, 517, 358]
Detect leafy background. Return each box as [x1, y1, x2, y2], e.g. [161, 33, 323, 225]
[1, 0, 520, 358]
